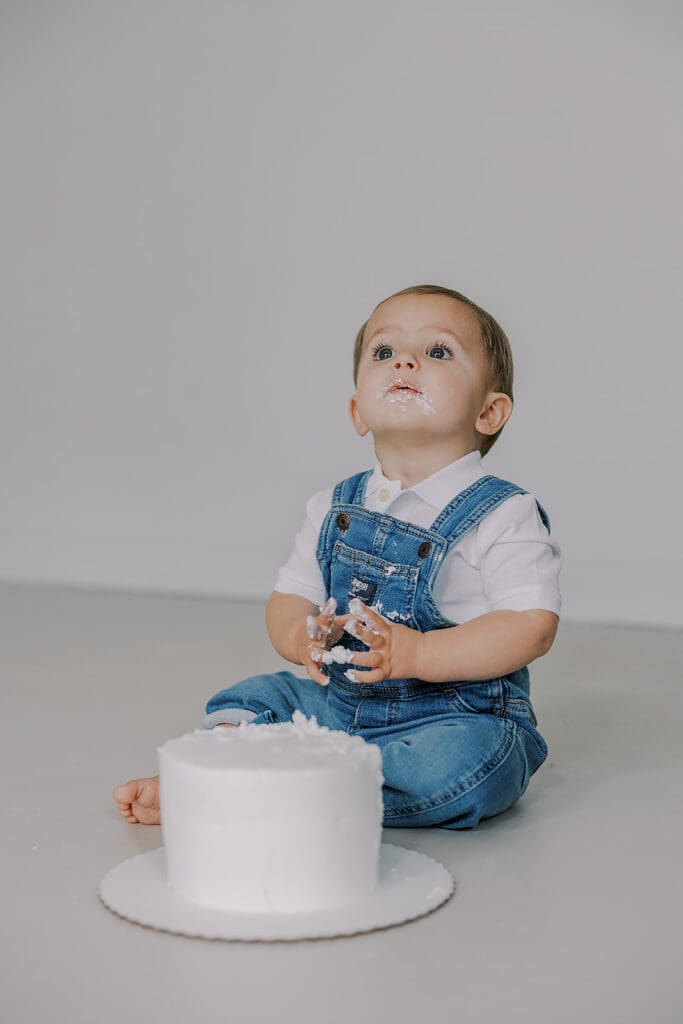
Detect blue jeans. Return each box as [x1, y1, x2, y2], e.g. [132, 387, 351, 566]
[204, 670, 548, 830]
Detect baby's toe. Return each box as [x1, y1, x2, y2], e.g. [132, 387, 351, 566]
[115, 799, 135, 821]
[113, 781, 138, 805]
[130, 778, 160, 825]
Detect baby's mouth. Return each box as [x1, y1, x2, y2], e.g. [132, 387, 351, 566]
[380, 378, 421, 398]
[375, 377, 436, 416]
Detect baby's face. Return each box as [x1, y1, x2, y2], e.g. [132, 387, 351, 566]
[350, 293, 493, 447]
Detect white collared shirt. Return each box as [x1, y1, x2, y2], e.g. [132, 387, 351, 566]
[273, 451, 562, 623]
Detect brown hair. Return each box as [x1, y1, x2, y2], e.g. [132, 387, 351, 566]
[353, 283, 514, 456]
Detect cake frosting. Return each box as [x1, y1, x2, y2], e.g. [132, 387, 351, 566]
[158, 711, 384, 914]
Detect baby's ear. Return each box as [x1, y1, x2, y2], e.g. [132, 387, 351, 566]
[349, 395, 370, 438]
[476, 392, 513, 437]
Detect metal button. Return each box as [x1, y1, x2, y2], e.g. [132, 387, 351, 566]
[418, 541, 432, 559]
[336, 512, 351, 531]
[378, 487, 391, 502]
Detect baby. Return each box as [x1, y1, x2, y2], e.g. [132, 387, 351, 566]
[114, 284, 561, 829]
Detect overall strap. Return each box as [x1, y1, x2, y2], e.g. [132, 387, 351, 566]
[331, 469, 373, 507]
[316, 470, 374, 591]
[429, 475, 551, 549]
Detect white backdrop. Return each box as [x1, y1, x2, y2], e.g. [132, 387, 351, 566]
[1, 0, 681, 626]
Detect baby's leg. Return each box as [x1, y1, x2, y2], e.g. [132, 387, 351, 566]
[204, 669, 329, 728]
[378, 715, 533, 829]
[113, 724, 236, 824]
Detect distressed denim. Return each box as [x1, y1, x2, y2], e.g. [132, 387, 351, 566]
[205, 471, 550, 829]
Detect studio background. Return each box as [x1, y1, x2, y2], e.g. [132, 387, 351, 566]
[1, 0, 681, 627]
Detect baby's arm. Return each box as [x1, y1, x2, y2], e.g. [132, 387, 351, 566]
[415, 608, 559, 682]
[266, 591, 351, 686]
[346, 602, 558, 683]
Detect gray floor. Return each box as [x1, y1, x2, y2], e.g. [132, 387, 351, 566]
[2, 582, 681, 1024]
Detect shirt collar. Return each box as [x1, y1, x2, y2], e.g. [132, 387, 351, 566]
[366, 450, 485, 511]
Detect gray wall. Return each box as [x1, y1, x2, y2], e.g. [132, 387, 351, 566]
[2, 1, 681, 626]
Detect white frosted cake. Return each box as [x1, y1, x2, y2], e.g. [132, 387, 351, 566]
[158, 712, 384, 914]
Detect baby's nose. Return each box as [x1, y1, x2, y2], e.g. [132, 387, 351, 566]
[393, 353, 417, 370]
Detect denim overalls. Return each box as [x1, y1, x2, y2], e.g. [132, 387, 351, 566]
[205, 471, 550, 829]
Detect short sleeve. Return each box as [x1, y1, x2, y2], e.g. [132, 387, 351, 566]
[476, 493, 562, 615]
[272, 488, 333, 607]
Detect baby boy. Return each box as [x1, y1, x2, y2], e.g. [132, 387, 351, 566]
[114, 284, 561, 829]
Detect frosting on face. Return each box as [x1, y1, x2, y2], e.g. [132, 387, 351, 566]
[375, 378, 436, 416]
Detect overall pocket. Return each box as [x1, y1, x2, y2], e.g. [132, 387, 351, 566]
[330, 541, 419, 623]
[444, 678, 505, 715]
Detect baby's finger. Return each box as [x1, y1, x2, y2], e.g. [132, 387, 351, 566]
[325, 613, 355, 647]
[318, 597, 337, 622]
[344, 650, 382, 669]
[320, 644, 356, 666]
[348, 599, 385, 634]
[343, 617, 383, 647]
[305, 660, 329, 686]
[344, 666, 387, 685]
[304, 644, 329, 686]
[306, 614, 324, 640]
[327, 623, 344, 646]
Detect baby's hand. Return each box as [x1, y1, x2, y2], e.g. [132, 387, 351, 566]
[300, 597, 354, 686]
[342, 599, 419, 683]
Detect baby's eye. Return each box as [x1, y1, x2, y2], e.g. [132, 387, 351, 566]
[371, 343, 395, 361]
[427, 343, 453, 360]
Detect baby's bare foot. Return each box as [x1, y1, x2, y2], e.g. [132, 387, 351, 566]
[113, 776, 160, 825]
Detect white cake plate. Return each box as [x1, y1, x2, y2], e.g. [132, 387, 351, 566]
[99, 843, 454, 941]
